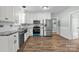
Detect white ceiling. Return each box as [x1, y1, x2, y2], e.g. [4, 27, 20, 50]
[24, 6, 70, 13]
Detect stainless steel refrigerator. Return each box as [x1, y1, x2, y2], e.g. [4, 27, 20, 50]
[45, 19, 52, 36]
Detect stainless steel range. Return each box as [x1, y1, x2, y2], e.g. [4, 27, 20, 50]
[33, 20, 40, 36]
[33, 26, 40, 36]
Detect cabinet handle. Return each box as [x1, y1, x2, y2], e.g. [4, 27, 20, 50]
[14, 35, 16, 37]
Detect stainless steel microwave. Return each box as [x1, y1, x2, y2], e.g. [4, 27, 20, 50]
[33, 20, 40, 24]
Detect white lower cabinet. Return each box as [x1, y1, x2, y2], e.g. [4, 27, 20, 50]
[8, 35, 14, 52]
[0, 32, 19, 52]
[0, 36, 9, 52]
[8, 33, 19, 52]
[24, 31, 29, 42]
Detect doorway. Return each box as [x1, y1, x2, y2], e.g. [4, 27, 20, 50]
[71, 12, 79, 39]
[52, 18, 59, 35]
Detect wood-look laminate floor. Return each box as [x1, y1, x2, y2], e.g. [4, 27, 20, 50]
[19, 34, 79, 52]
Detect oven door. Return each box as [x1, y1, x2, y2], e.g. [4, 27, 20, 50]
[33, 27, 40, 36]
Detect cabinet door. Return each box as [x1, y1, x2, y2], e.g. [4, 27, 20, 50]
[0, 36, 8, 52]
[24, 33, 27, 42]
[0, 6, 19, 22]
[24, 32, 29, 42]
[12, 7, 20, 23]
[13, 33, 19, 51]
[8, 35, 14, 52]
[8, 33, 19, 52]
[29, 27, 33, 36]
[0, 7, 8, 21]
[6, 7, 14, 21]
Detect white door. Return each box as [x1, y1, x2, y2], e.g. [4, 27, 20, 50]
[71, 13, 79, 39]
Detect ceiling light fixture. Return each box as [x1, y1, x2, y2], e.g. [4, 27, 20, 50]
[42, 6, 49, 10]
[22, 6, 26, 8]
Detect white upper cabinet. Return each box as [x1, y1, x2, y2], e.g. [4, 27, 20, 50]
[0, 6, 24, 23]
[5, 7, 14, 22]
[0, 7, 13, 22]
[25, 12, 51, 24]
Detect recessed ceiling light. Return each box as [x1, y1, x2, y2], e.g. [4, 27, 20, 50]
[42, 6, 49, 10]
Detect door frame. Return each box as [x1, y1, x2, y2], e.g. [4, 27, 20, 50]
[70, 12, 79, 39]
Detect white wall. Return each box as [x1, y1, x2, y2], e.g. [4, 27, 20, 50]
[52, 7, 79, 40]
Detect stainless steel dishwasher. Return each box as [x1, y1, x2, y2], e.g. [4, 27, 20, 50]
[19, 29, 27, 48]
[19, 31, 24, 48]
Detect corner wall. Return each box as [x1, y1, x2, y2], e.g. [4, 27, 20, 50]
[52, 7, 79, 40]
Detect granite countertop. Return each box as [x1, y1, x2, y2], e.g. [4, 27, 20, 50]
[0, 28, 28, 36]
[0, 30, 18, 36]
